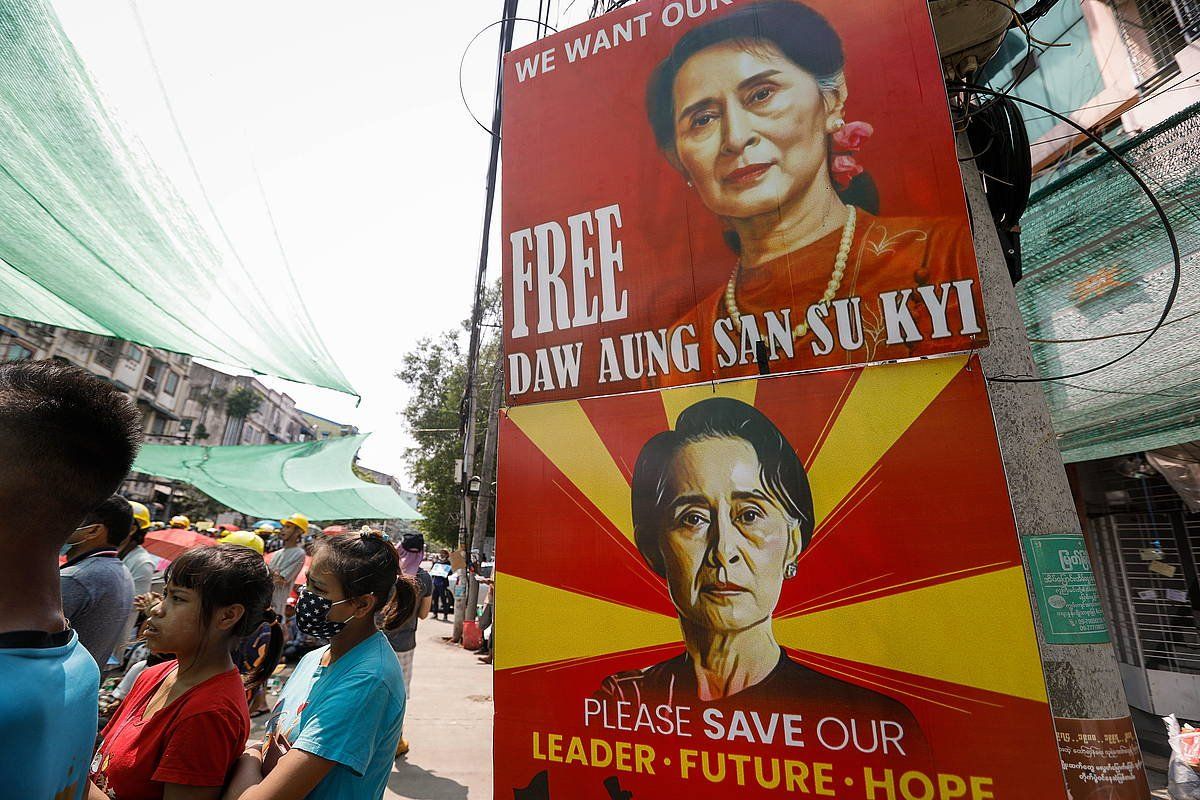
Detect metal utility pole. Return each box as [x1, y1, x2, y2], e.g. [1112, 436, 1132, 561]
[454, 0, 520, 642]
[464, 357, 503, 629]
[960, 144, 1147, 792]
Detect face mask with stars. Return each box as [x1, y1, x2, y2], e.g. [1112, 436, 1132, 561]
[295, 588, 352, 639]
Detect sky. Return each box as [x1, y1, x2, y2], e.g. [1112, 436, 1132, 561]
[49, 0, 593, 483]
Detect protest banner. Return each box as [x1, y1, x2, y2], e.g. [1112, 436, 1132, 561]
[502, 0, 985, 405]
[494, 356, 1065, 798]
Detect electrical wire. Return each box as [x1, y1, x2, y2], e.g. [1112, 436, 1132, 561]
[457, 16, 560, 136]
[1028, 306, 1200, 343]
[975, 0, 1070, 50]
[953, 84, 1182, 384]
[1059, 380, 1197, 401]
[1021, 69, 1200, 126]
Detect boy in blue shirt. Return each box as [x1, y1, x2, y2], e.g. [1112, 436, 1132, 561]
[0, 361, 143, 798]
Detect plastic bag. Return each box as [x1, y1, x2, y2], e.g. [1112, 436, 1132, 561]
[1170, 754, 1200, 799]
[1167, 714, 1200, 766]
[1166, 714, 1200, 799]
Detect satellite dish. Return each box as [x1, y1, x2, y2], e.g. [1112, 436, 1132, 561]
[928, 0, 1017, 80]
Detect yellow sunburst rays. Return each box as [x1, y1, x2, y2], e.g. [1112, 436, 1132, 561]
[806, 355, 966, 528]
[496, 572, 682, 670]
[770, 355, 1046, 706]
[507, 400, 635, 543]
[501, 356, 1049, 709]
[501, 359, 971, 673]
[500, 381, 764, 672]
[774, 566, 1047, 703]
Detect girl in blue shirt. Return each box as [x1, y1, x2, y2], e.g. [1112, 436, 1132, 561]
[225, 531, 417, 800]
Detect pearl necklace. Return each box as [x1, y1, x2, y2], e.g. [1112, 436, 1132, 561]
[724, 205, 857, 338]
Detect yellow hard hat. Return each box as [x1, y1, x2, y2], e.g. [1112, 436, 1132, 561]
[129, 502, 151, 531]
[280, 513, 310, 535]
[219, 530, 265, 555]
[169, 515, 190, 529]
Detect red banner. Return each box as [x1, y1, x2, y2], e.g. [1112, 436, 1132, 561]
[494, 356, 1065, 798]
[501, 0, 986, 405]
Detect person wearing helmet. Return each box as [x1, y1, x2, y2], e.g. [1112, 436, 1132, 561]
[219, 530, 266, 556]
[119, 502, 157, 596]
[169, 515, 190, 530]
[113, 501, 159, 664]
[269, 514, 308, 617]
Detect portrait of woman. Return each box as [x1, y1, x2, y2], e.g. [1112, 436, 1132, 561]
[598, 398, 926, 747]
[646, 0, 977, 369]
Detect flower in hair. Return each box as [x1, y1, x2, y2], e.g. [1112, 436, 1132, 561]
[832, 121, 874, 152]
[830, 121, 873, 190]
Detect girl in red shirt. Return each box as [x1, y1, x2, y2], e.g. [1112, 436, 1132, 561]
[89, 544, 283, 800]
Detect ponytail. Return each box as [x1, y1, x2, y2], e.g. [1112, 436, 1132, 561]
[243, 608, 284, 693]
[316, 531, 417, 626]
[379, 574, 420, 631]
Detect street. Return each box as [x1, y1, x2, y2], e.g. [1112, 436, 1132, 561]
[385, 619, 494, 800]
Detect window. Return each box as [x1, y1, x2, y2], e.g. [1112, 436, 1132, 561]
[143, 359, 165, 394]
[0, 343, 32, 362]
[1113, 0, 1190, 90]
[188, 385, 205, 402]
[164, 371, 179, 396]
[150, 415, 167, 435]
[94, 339, 118, 371]
[125, 343, 143, 363]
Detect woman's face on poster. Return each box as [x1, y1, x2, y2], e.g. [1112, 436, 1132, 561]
[657, 436, 799, 633]
[670, 41, 837, 221]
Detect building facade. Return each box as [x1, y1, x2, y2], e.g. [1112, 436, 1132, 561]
[0, 315, 193, 442]
[299, 410, 360, 440]
[0, 316, 368, 511]
[983, 0, 1200, 733]
[983, 0, 1200, 171]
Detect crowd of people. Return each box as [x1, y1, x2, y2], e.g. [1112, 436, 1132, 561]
[0, 360, 477, 800]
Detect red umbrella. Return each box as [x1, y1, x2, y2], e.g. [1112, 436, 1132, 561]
[322, 525, 348, 535]
[217, 523, 240, 532]
[144, 528, 219, 561]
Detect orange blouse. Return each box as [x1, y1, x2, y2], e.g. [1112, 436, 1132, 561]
[681, 210, 982, 380]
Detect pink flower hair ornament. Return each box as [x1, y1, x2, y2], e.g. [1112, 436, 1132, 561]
[830, 121, 874, 190]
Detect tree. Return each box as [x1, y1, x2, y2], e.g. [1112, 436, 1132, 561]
[225, 386, 263, 445]
[397, 285, 500, 548]
[193, 386, 227, 441]
[173, 485, 226, 522]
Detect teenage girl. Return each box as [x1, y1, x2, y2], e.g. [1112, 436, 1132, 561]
[90, 544, 283, 800]
[224, 530, 417, 800]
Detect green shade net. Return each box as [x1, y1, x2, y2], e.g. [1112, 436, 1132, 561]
[1017, 103, 1200, 463]
[0, 0, 354, 394]
[132, 434, 421, 522]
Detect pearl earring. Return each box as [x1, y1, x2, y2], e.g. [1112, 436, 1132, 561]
[831, 118, 845, 131]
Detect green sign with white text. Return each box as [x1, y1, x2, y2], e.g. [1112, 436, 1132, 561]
[1022, 534, 1110, 644]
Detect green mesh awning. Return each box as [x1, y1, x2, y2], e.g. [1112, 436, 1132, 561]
[132, 435, 421, 522]
[1017, 103, 1200, 462]
[0, 0, 354, 394]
